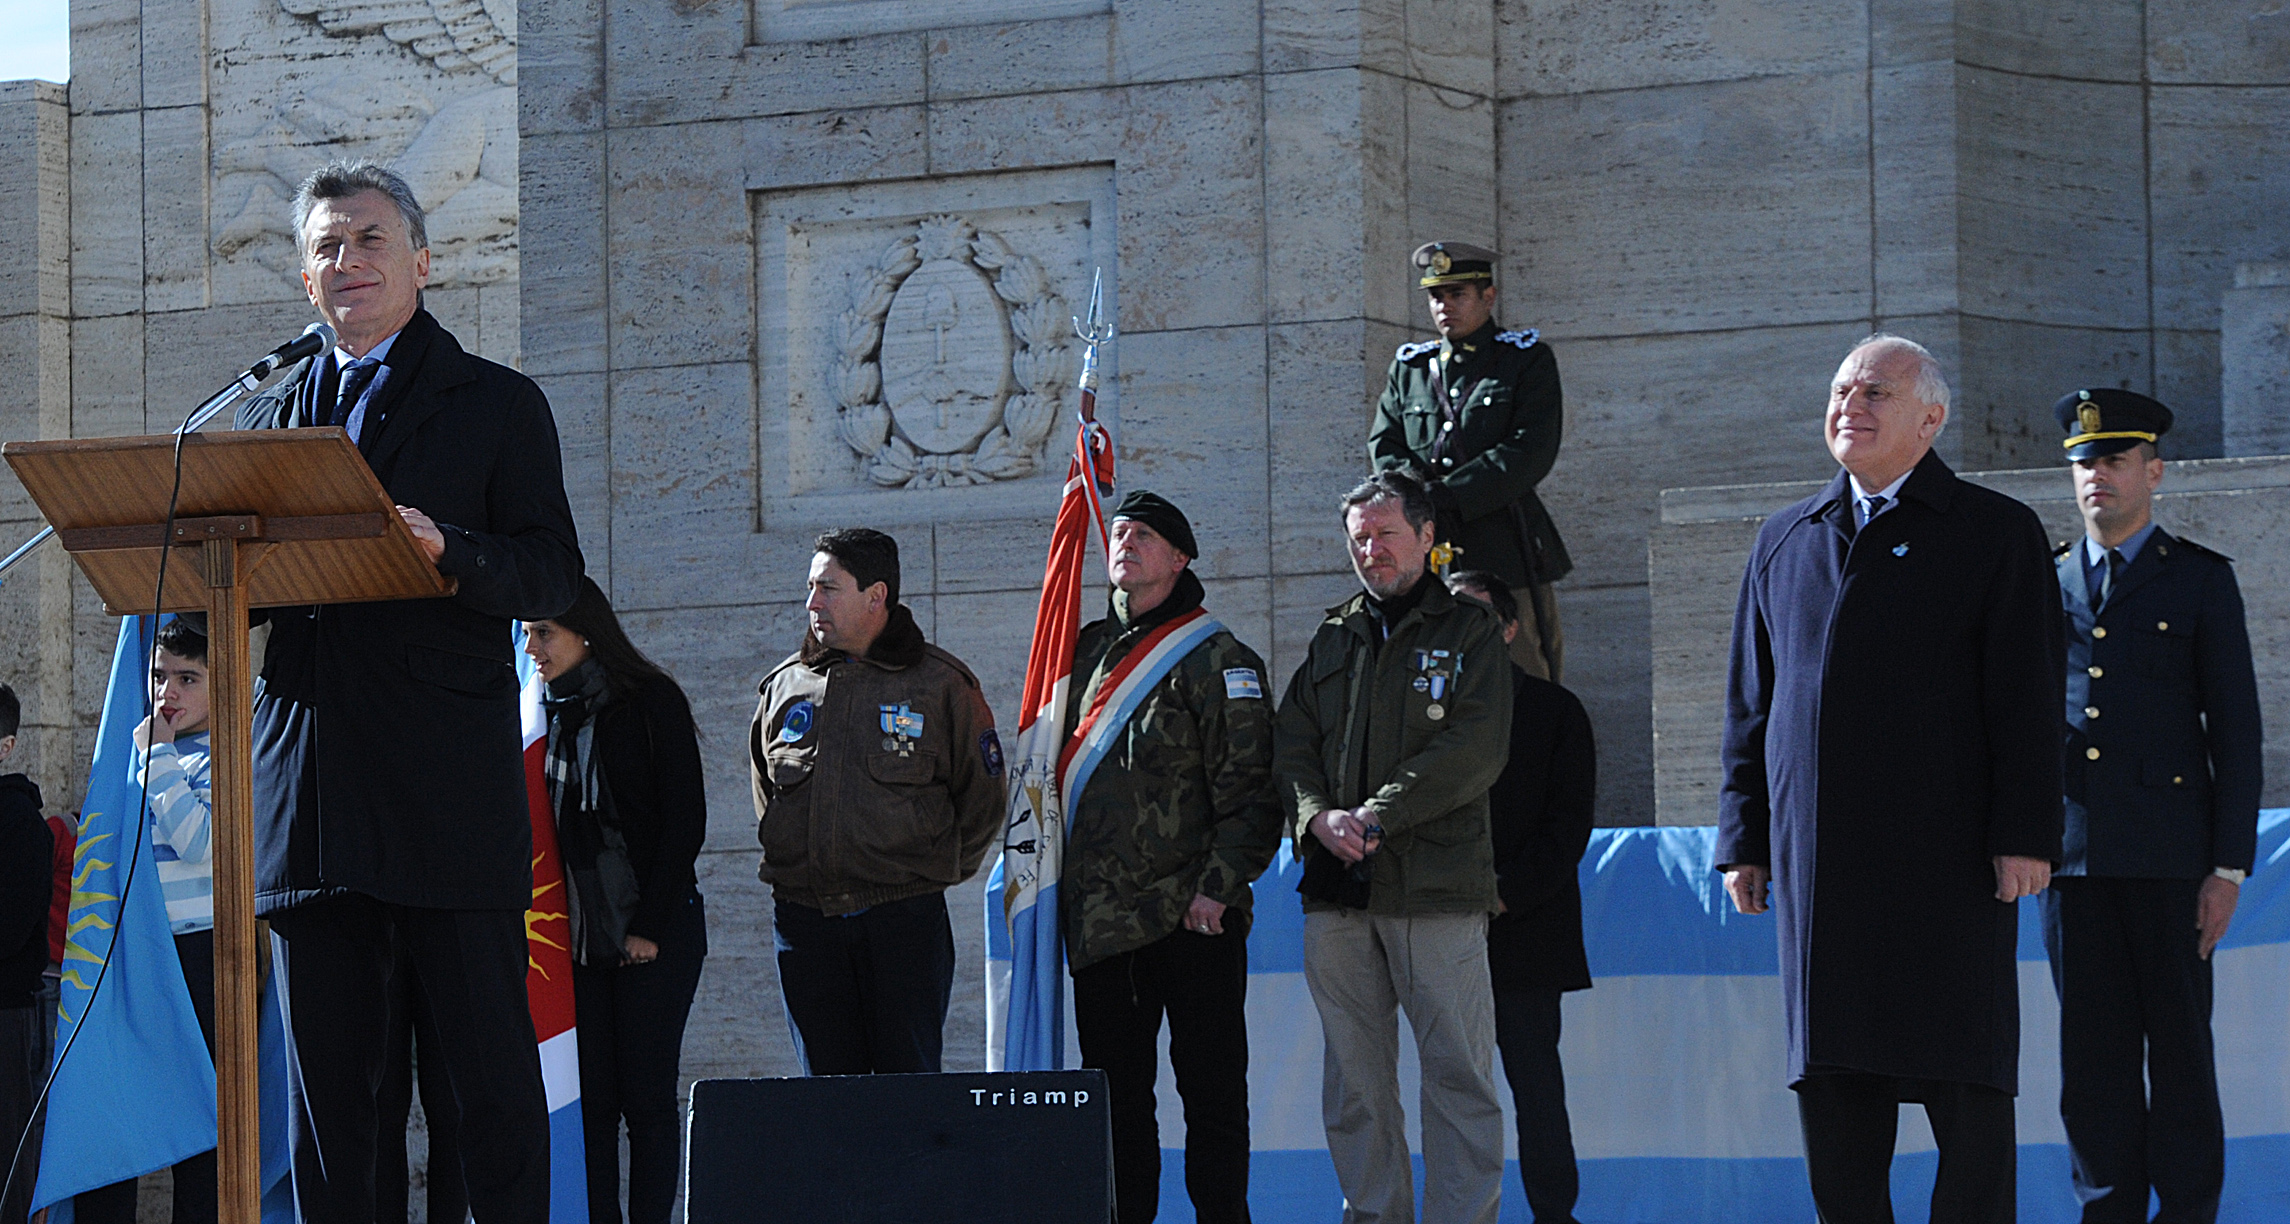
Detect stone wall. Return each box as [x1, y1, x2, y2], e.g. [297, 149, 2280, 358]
[0, 81, 72, 802]
[1651, 455, 2290, 826]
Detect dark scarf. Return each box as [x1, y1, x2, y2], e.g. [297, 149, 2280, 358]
[542, 657, 635, 965]
[1365, 568, 1436, 648]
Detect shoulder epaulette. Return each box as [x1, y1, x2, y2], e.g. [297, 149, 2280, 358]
[1395, 339, 1439, 362]
[2052, 540, 2074, 558]
[1494, 328, 1540, 350]
[2168, 535, 2233, 564]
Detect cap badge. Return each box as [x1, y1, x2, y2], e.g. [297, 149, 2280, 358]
[1428, 248, 1452, 276]
[2078, 396, 2102, 435]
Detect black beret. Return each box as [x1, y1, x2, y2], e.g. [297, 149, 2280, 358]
[2055, 388, 2173, 461]
[1110, 489, 1198, 559]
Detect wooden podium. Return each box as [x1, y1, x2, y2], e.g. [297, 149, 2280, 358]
[1, 428, 454, 1224]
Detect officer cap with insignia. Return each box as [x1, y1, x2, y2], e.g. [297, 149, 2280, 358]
[1412, 241, 1498, 289]
[2055, 387, 2174, 461]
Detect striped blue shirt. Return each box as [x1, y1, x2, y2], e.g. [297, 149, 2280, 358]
[141, 731, 213, 934]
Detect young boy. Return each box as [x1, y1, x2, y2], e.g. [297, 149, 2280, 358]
[75, 620, 221, 1224]
[1, 683, 53, 1224]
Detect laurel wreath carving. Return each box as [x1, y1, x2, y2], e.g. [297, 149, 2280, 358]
[832, 215, 1071, 489]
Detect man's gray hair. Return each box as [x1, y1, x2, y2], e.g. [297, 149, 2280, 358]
[1854, 332, 1951, 412]
[291, 160, 428, 253]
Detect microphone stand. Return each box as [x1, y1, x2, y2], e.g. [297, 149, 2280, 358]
[0, 365, 274, 582]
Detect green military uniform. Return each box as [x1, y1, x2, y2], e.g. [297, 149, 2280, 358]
[1274, 571, 1514, 1220]
[1061, 491, 1277, 1224]
[1058, 568, 1283, 970]
[1273, 577, 1512, 915]
[1369, 240, 1571, 680]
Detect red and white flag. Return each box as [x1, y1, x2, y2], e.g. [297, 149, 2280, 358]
[518, 638, 590, 1221]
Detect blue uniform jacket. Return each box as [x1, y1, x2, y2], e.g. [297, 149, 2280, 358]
[2057, 529, 2262, 878]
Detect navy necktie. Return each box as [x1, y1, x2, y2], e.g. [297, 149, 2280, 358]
[331, 356, 381, 435]
[2091, 548, 2124, 611]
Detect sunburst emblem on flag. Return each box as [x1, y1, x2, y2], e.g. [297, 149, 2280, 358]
[56, 817, 118, 1021]
[525, 853, 568, 979]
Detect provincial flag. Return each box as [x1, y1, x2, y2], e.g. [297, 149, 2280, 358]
[985, 412, 1114, 1071]
[33, 616, 293, 1223]
[516, 627, 590, 1223]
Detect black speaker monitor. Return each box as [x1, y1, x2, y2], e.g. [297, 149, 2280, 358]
[686, 1070, 1113, 1222]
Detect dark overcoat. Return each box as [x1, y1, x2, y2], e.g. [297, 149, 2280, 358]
[1716, 450, 2064, 1094]
[237, 310, 584, 914]
[2057, 530, 2262, 877]
[1486, 666, 1595, 992]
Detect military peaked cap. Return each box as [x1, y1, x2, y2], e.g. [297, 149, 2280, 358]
[2055, 387, 2173, 460]
[1412, 241, 1498, 288]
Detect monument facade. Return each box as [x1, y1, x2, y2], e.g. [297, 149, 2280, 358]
[1, 0, 2286, 1188]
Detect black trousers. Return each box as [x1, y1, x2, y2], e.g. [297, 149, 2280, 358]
[270, 894, 549, 1224]
[75, 931, 220, 1224]
[0, 1003, 41, 1224]
[1794, 1071, 2016, 1224]
[574, 892, 707, 1224]
[375, 946, 467, 1224]
[772, 891, 953, 1076]
[1071, 927, 1252, 1224]
[2042, 876, 2222, 1224]
[1494, 986, 1581, 1224]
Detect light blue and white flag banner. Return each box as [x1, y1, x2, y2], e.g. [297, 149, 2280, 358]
[34, 616, 293, 1223]
[1086, 813, 2290, 1223]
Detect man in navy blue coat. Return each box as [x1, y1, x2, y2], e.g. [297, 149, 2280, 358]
[1717, 335, 2064, 1223]
[2042, 388, 2262, 1224]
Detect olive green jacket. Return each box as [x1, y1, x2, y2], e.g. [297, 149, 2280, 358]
[1273, 578, 1512, 915]
[1059, 571, 1282, 971]
[1368, 320, 1572, 589]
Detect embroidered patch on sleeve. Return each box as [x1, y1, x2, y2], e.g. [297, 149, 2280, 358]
[979, 729, 1005, 776]
[1223, 668, 1264, 700]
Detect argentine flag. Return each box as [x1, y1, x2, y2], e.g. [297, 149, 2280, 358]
[1136, 819, 2290, 1222]
[32, 616, 293, 1223]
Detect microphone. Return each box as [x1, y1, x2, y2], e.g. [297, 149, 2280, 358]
[246, 322, 337, 381]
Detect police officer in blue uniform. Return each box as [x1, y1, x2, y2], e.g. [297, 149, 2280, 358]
[2044, 388, 2264, 1224]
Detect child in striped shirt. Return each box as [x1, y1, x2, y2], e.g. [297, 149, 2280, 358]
[78, 618, 221, 1224]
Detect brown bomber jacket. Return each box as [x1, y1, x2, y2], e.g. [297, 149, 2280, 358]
[749, 605, 1007, 915]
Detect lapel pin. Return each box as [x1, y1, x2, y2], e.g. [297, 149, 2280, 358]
[1892, 542, 1910, 557]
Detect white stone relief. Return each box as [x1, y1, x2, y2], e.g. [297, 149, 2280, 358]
[210, 0, 518, 291]
[832, 215, 1071, 489]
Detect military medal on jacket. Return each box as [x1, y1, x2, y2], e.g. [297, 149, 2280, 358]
[1413, 648, 1455, 720]
[880, 702, 925, 755]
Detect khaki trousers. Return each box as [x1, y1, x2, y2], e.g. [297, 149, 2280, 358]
[1506, 583, 1562, 681]
[1303, 909, 1504, 1224]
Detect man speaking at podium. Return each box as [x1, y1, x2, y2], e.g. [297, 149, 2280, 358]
[235, 161, 583, 1223]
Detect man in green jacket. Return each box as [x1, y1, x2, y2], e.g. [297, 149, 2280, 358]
[1369, 240, 1571, 680]
[1062, 490, 1282, 1224]
[1274, 469, 1513, 1224]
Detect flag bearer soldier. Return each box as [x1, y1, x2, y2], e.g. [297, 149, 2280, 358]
[1369, 241, 1571, 680]
[1060, 491, 1282, 1224]
[2044, 389, 2263, 1224]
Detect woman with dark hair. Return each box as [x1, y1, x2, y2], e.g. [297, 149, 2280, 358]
[522, 578, 708, 1224]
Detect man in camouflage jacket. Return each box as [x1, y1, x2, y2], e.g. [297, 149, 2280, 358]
[1061, 491, 1281, 1224]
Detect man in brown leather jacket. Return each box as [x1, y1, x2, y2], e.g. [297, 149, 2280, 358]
[750, 528, 1005, 1074]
